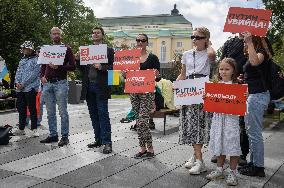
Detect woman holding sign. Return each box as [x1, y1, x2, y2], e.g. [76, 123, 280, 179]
[177, 27, 216, 175]
[130, 34, 160, 159]
[238, 32, 272, 177]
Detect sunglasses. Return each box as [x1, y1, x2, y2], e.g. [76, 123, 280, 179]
[136, 39, 147, 43]
[190, 35, 206, 40]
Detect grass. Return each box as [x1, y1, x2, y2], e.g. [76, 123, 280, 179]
[111, 94, 129, 99]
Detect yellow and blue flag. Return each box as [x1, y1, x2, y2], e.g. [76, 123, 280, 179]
[0, 65, 10, 82]
[108, 70, 120, 85]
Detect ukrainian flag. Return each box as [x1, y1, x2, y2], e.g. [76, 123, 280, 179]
[108, 70, 120, 85]
[0, 65, 10, 82]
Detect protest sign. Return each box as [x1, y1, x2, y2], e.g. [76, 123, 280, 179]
[204, 83, 247, 116]
[79, 44, 108, 65]
[113, 49, 141, 70]
[173, 77, 209, 105]
[223, 7, 272, 36]
[124, 70, 155, 93]
[37, 45, 67, 65]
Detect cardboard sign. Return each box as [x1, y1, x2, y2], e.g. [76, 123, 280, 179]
[37, 45, 67, 65]
[113, 49, 141, 70]
[79, 44, 108, 65]
[124, 70, 155, 93]
[204, 83, 247, 116]
[223, 7, 272, 36]
[173, 77, 209, 105]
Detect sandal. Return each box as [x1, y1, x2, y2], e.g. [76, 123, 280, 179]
[120, 118, 132, 123]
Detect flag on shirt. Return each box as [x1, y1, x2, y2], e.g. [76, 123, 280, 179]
[108, 70, 120, 85]
[0, 65, 10, 82]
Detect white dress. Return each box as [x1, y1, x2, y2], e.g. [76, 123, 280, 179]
[208, 81, 241, 156]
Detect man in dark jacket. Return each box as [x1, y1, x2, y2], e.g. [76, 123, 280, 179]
[76, 26, 114, 154]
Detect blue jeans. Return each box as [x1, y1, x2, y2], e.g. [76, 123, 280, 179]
[42, 80, 69, 138]
[245, 91, 270, 167]
[86, 83, 111, 145]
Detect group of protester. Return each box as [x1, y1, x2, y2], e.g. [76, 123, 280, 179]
[9, 24, 275, 186]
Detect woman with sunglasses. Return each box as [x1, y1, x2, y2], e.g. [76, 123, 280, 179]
[177, 27, 216, 175]
[130, 33, 160, 159]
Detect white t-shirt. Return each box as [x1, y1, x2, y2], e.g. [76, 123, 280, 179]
[181, 49, 210, 76]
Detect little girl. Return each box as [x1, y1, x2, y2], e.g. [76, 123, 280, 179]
[206, 58, 242, 186]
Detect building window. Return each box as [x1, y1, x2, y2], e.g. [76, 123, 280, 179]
[160, 41, 166, 63]
[177, 42, 182, 47]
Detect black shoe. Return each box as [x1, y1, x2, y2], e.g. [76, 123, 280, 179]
[120, 118, 133, 123]
[211, 155, 217, 163]
[58, 137, 69, 147]
[134, 150, 147, 159]
[240, 166, 265, 177]
[143, 152, 155, 159]
[87, 141, 101, 148]
[40, 136, 58, 143]
[238, 155, 247, 166]
[149, 119, 155, 130]
[238, 162, 253, 171]
[102, 144, 112, 154]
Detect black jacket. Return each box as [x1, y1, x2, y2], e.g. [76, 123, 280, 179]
[77, 47, 114, 100]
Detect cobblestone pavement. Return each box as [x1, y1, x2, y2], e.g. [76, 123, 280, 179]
[0, 98, 283, 188]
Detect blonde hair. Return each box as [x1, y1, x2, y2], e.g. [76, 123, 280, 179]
[193, 27, 210, 48]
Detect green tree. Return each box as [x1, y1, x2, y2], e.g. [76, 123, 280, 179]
[0, 0, 104, 86]
[263, 0, 284, 67]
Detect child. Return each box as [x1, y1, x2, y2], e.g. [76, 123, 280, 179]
[206, 58, 242, 186]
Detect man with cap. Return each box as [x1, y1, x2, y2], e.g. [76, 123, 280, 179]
[14, 41, 41, 136]
[40, 27, 75, 146]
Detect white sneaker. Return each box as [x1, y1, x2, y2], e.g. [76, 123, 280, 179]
[206, 168, 225, 180]
[184, 155, 196, 169]
[13, 129, 26, 136]
[188, 160, 207, 175]
[30, 129, 39, 137]
[226, 170, 238, 186]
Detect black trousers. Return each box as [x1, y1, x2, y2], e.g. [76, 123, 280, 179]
[240, 116, 249, 157]
[16, 89, 38, 130]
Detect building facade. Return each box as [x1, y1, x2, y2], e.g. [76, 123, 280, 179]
[98, 5, 193, 65]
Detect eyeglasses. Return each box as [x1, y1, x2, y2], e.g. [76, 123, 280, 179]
[136, 39, 147, 43]
[190, 35, 206, 40]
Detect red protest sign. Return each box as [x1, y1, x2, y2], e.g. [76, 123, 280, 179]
[223, 7, 272, 36]
[204, 83, 247, 116]
[113, 49, 141, 70]
[124, 70, 155, 94]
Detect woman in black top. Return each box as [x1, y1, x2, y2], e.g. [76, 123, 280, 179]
[239, 32, 271, 177]
[130, 34, 160, 159]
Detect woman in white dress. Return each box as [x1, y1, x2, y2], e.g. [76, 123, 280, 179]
[206, 58, 242, 186]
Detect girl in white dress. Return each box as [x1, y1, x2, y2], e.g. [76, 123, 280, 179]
[206, 58, 242, 186]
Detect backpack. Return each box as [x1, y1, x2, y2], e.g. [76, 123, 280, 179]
[0, 126, 12, 145]
[264, 60, 284, 100]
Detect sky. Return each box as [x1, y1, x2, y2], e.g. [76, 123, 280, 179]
[83, 0, 264, 50]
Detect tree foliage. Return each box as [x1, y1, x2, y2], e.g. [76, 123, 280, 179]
[263, 0, 284, 67]
[0, 0, 103, 86]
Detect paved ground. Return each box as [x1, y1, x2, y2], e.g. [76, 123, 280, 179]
[0, 98, 284, 188]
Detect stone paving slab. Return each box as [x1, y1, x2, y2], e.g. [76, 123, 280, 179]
[51, 154, 139, 188]
[0, 174, 44, 188]
[0, 169, 16, 179]
[30, 181, 73, 188]
[144, 166, 209, 188]
[89, 159, 177, 188]
[22, 151, 113, 180]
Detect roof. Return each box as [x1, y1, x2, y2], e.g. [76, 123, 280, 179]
[98, 14, 191, 27]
